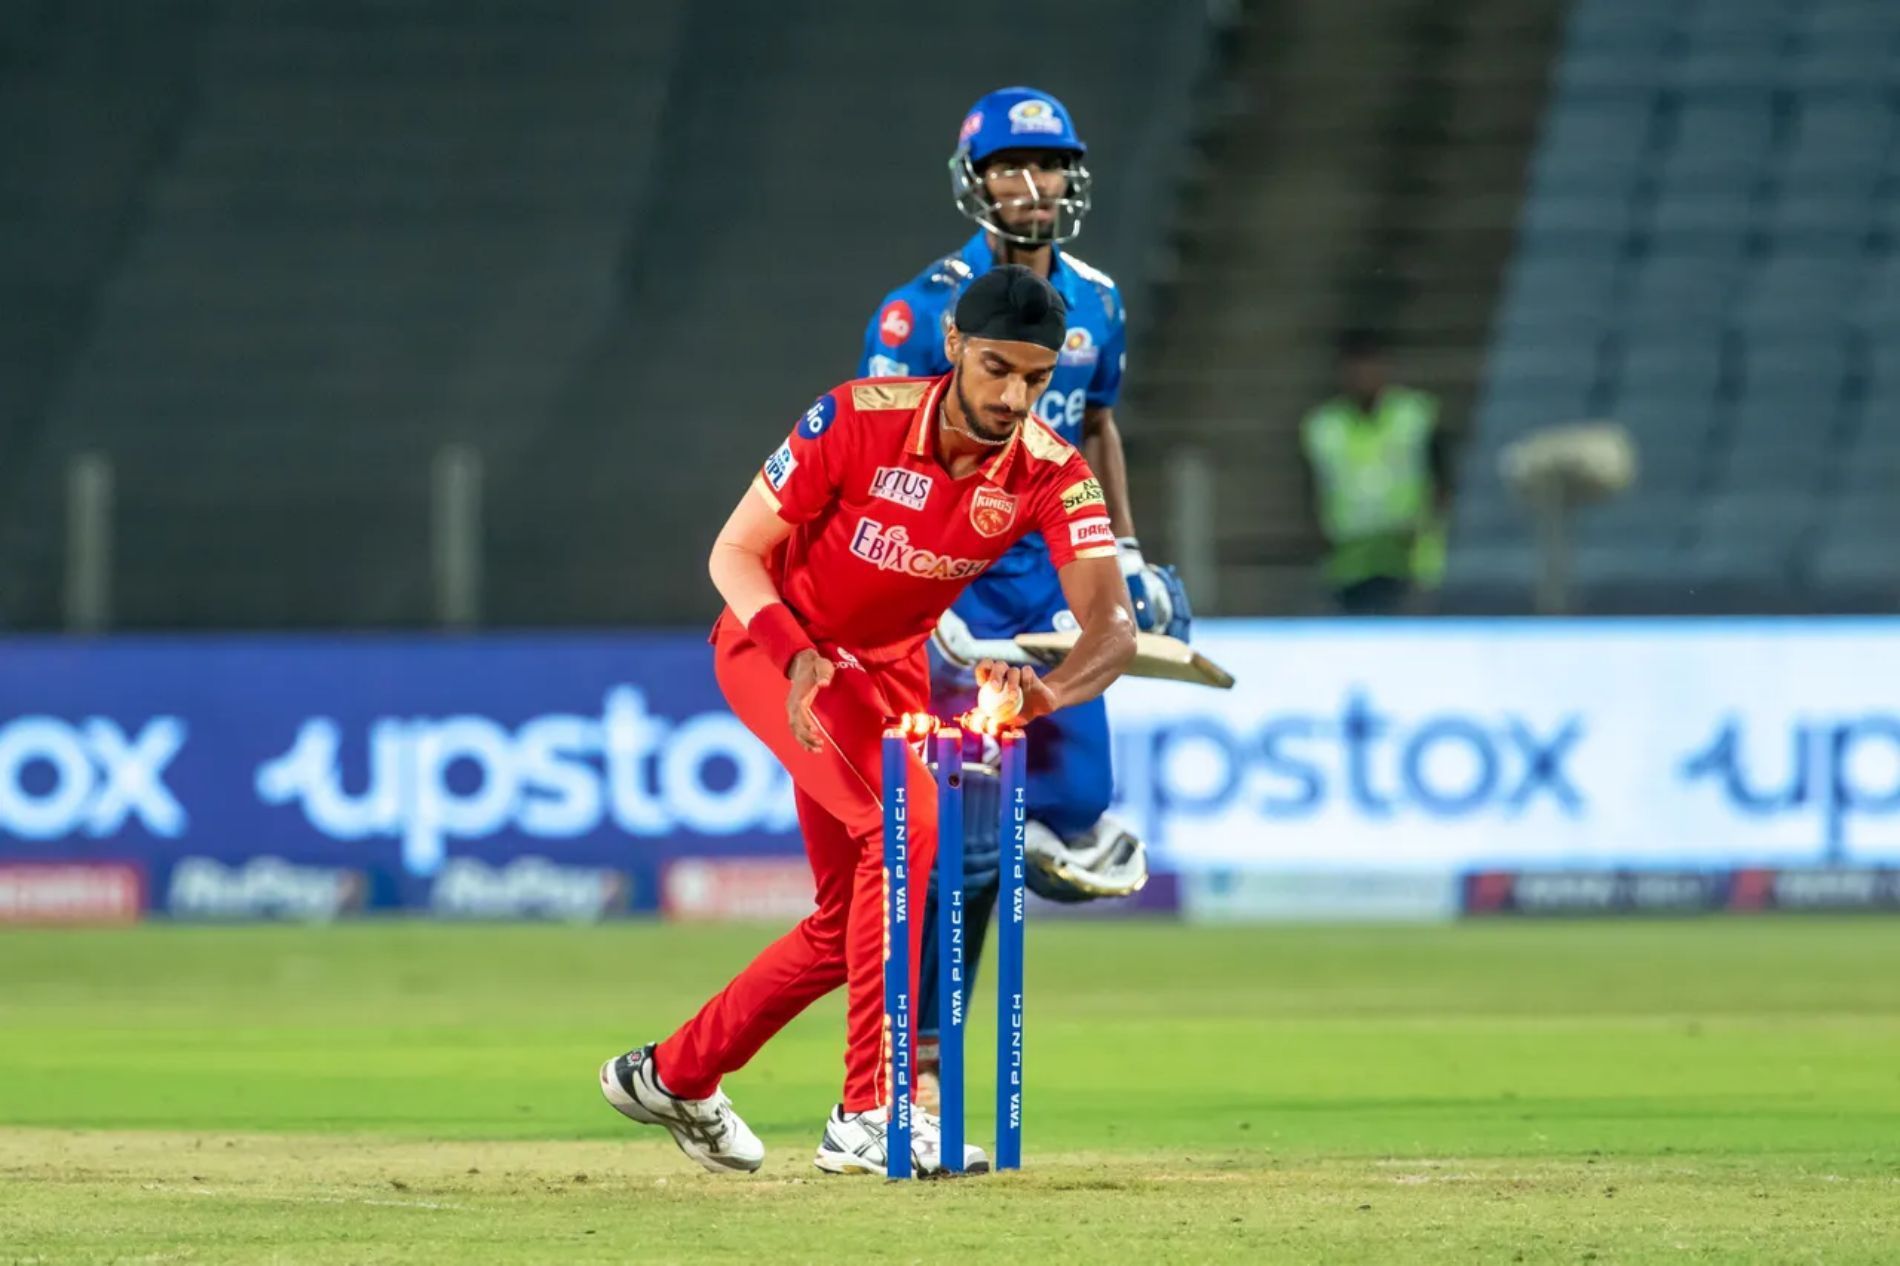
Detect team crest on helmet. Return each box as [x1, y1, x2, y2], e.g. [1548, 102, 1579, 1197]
[1008, 98, 1064, 136]
[969, 486, 1017, 537]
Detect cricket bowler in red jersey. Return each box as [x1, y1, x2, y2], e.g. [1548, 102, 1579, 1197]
[599, 265, 1136, 1176]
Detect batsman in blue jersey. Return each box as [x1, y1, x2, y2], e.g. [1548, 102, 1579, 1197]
[859, 87, 1191, 1107]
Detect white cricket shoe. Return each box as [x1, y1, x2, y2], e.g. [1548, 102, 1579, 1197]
[812, 1104, 990, 1176]
[598, 1044, 765, 1174]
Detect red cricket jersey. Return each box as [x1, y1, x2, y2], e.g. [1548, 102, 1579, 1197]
[748, 374, 1116, 663]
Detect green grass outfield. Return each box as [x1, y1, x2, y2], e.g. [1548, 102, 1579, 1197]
[2, 920, 1897, 1263]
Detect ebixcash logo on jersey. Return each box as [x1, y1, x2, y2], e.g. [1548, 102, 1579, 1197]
[848, 520, 988, 581]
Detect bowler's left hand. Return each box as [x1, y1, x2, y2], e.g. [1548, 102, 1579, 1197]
[974, 659, 1060, 725]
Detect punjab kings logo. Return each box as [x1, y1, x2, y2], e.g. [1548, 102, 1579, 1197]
[969, 486, 1017, 538]
[849, 520, 988, 581]
[878, 299, 914, 347]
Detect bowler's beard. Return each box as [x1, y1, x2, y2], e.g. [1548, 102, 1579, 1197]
[953, 371, 1020, 445]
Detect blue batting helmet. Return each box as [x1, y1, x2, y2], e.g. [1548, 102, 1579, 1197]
[949, 87, 1094, 246]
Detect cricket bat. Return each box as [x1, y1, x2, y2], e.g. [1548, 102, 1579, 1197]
[1012, 631, 1236, 689]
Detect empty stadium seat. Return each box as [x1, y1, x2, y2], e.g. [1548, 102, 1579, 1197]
[1642, 192, 1753, 257]
[1565, 0, 1685, 54]
[1454, 0, 1900, 612]
[0, 0, 1220, 627]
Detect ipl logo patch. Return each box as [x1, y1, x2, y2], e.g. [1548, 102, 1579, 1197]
[1008, 98, 1064, 136]
[764, 441, 797, 491]
[969, 486, 1017, 538]
[958, 110, 984, 143]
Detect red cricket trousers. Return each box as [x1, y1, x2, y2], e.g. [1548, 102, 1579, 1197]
[654, 610, 937, 1112]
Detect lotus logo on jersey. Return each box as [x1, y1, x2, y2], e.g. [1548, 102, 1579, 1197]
[1058, 327, 1098, 367]
[1008, 99, 1064, 136]
[849, 519, 989, 581]
[869, 466, 932, 511]
[969, 487, 1017, 538]
[878, 300, 913, 348]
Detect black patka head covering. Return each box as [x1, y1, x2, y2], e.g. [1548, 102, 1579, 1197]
[954, 264, 1068, 351]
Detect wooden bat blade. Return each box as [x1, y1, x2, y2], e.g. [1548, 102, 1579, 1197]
[1012, 631, 1236, 689]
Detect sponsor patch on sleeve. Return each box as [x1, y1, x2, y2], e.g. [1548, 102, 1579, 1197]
[797, 394, 838, 439]
[1060, 477, 1105, 515]
[1069, 517, 1114, 550]
[764, 441, 797, 490]
[878, 299, 914, 347]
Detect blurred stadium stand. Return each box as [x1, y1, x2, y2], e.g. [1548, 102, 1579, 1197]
[0, 0, 1219, 628]
[1127, 0, 1568, 614]
[1449, 0, 1900, 613]
[6, 0, 1893, 628]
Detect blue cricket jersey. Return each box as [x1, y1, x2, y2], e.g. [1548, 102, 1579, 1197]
[858, 232, 1126, 632]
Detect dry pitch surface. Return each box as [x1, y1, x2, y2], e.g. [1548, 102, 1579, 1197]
[2, 921, 1897, 1263]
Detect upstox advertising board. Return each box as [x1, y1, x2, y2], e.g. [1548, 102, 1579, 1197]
[0, 635, 798, 919]
[2, 620, 1898, 920]
[1105, 619, 1900, 875]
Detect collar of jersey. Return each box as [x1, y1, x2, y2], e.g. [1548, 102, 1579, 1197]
[961, 231, 1071, 293]
[905, 373, 1021, 485]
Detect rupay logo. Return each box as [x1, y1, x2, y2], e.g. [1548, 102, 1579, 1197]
[167, 856, 362, 921]
[254, 687, 797, 876]
[430, 856, 627, 922]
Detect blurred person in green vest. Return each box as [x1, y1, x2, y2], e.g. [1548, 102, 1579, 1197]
[1300, 329, 1451, 615]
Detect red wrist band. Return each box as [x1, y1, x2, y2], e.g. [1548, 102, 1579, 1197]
[747, 602, 816, 676]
